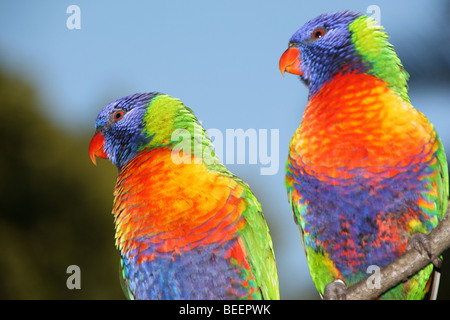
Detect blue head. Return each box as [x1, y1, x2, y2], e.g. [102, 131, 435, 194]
[89, 92, 157, 169]
[279, 11, 367, 97]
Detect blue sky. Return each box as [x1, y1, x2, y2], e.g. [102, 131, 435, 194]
[1, 0, 449, 299]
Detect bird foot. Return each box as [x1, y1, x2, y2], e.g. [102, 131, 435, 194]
[323, 279, 347, 300]
[407, 232, 442, 268]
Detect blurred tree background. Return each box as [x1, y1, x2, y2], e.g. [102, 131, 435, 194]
[0, 68, 123, 299]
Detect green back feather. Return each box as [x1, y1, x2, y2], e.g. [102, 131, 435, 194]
[350, 15, 410, 103]
[142, 94, 222, 170]
[239, 187, 280, 299]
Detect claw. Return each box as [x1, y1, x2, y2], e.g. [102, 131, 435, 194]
[323, 279, 347, 300]
[408, 232, 442, 268]
[408, 233, 431, 257]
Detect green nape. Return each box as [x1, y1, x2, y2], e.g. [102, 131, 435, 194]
[141, 94, 223, 171]
[350, 15, 410, 103]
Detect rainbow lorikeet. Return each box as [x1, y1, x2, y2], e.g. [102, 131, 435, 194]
[279, 11, 449, 299]
[88, 93, 279, 300]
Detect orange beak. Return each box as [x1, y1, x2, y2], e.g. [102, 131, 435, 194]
[279, 47, 302, 76]
[89, 132, 108, 165]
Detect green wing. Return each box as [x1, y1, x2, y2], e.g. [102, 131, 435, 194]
[436, 136, 449, 219]
[239, 182, 280, 300]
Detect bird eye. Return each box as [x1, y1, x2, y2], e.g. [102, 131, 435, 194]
[312, 28, 326, 39]
[113, 110, 124, 121]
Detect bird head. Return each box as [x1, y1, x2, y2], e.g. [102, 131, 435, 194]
[279, 11, 409, 100]
[279, 11, 364, 96]
[89, 92, 216, 170]
[89, 93, 158, 169]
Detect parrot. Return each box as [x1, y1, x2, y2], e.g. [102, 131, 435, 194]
[279, 11, 449, 299]
[88, 92, 279, 300]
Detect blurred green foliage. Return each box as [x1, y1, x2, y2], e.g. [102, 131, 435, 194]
[0, 68, 123, 299]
